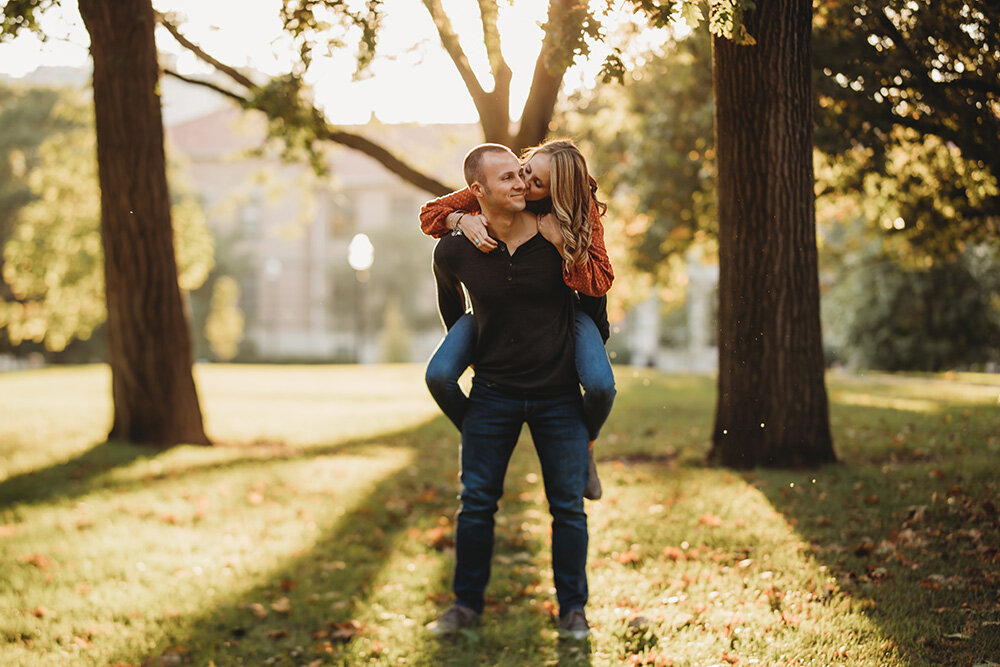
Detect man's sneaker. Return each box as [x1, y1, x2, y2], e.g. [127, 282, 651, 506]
[426, 604, 479, 635]
[583, 449, 602, 500]
[557, 608, 590, 640]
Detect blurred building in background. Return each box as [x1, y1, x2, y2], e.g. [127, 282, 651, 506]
[167, 103, 477, 363]
[2, 66, 719, 370]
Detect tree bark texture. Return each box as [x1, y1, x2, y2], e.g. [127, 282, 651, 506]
[710, 0, 835, 467]
[78, 0, 211, 446]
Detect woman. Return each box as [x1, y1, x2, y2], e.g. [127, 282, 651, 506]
[420, 139, 616, 500]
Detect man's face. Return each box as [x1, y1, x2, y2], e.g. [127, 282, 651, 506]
[474, 152, 526, 213]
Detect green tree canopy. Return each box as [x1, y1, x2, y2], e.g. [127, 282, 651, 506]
[570, 26, 716, 283]
[814, 0, 1000, 257]
[0, 88, 213, 352]
[0, 84, 82, 299]
[571, 1, 1000, 271]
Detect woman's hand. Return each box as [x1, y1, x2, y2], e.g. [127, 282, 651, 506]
[536, 212, 564, 251]
[457, 213, 496, 252]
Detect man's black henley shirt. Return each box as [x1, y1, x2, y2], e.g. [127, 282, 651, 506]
[433, 230, 579, 396]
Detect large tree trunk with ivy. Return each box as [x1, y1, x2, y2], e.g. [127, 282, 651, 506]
[710, 0, 834, 468]
[78, 0, 211, 446]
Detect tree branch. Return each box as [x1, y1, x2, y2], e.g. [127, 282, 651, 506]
[420, 0, 488, 107]
[162, 68, 246, 104]
[156, 10, 456, 195]
[514, 0, 585, 152]
[316, 125, 455, 195]
[477, 0, 512, 114]
[156, 12, 256, 90]
[160, 69, 455, 196]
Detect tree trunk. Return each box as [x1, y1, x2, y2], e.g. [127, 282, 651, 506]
[710, 0, 834, 468]
[78, 0, 211, 446]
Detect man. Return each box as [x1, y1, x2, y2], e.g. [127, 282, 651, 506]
[427, 144, 591, 639]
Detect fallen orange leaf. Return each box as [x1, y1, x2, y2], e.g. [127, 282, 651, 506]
[329, 620, 364, 642]
[615, 548, 642, 565]
[662, 546, 686, 561]
[19, 553, 51, 570]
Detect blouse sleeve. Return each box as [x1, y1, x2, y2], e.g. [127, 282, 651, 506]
[419, 187, 481, 238]
[563, 198, 615, 297]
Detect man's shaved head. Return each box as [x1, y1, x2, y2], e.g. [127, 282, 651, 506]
[463, 143, 516, 187]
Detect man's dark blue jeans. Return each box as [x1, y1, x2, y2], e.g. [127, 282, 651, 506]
[452, 379, 590, 616]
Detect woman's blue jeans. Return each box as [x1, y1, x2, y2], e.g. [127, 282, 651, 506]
[425, 311, 616, 439]
[454, 380, 589, 614]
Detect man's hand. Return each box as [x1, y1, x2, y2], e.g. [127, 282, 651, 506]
[457, 213, 496, 252]
[536, 212, 564, 252]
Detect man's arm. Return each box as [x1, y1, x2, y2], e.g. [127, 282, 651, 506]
[577, 294, 610, 344]
[433, 243, 467, 330]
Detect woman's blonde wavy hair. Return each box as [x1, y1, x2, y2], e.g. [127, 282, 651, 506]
[521, 139, 606, 271]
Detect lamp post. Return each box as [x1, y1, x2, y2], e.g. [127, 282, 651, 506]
[347, 233, 374, 363]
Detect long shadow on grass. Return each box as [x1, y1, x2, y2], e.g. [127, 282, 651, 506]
[754, 400, 1000, 666]
[95, 417, 576, 666]
[0, 436, 426, 510]
[0, 439, 154, 508]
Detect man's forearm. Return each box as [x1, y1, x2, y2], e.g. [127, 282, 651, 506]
[434, 260, 465, 329]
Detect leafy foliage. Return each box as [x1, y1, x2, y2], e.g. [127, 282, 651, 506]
[1, 125, 104, 352]
[568, 11, 1000, 370]
[818, 128, 999, 262]
[0, 89, 214, 352]
[243, 74, 331, 175]
[585, 1, 999, 269]
[841, 255, 1000, 371]
[821, 225, 1000, 371]
[204, 276, 244, 361]
[816, 134, 1000, 371]
[280, 0, 383, 73]
[569, 27, 716, 281]
[0, 0, 59, 39]
[602, 0, 754, 81]
[0, 85, 82, 295]
[814, 0, 1000, 255]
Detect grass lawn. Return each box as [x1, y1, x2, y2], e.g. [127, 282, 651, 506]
[0, 364, 998, 666]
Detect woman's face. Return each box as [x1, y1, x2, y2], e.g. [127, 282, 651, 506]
[521, 153, 551, 201]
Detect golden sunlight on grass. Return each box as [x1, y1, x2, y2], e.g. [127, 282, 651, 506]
[833, 391, 942, 413]
[1, 365, 997, 665]
[195, 364, 443, 446]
